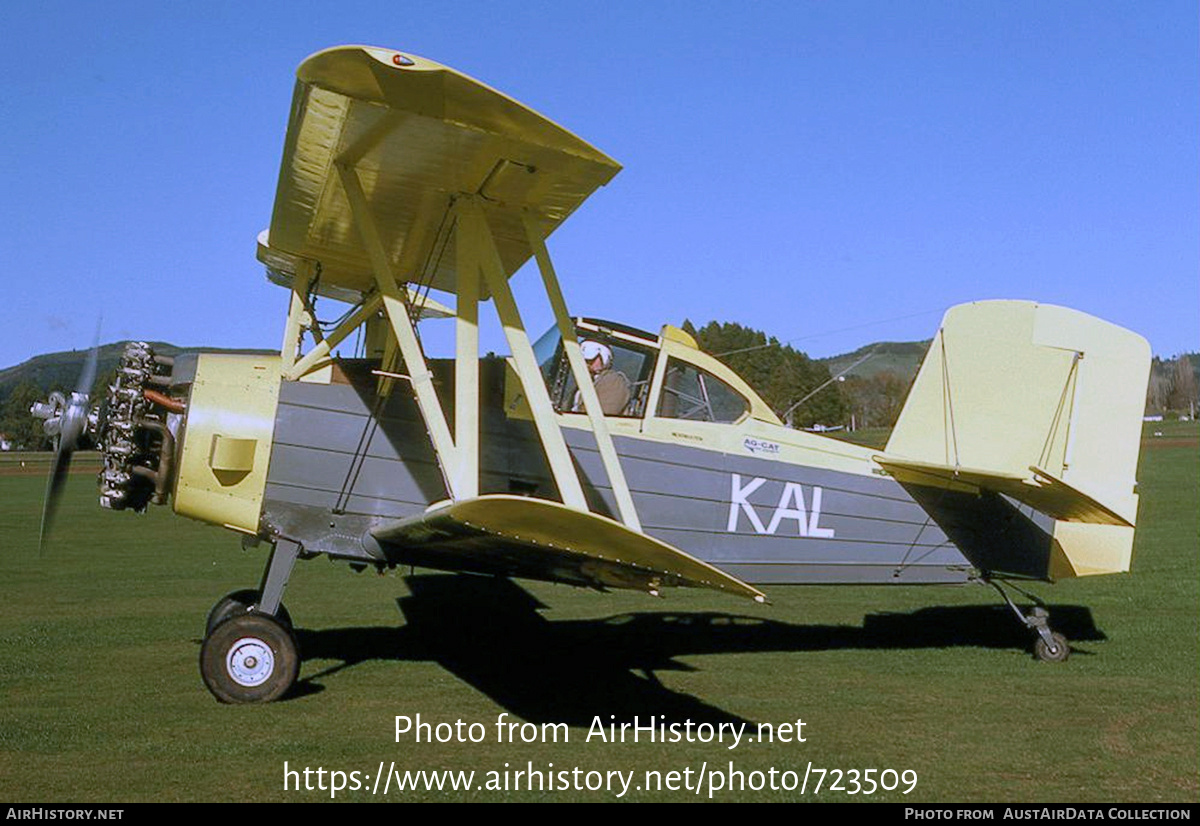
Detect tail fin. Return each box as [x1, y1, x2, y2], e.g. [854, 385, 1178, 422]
[882, 301, 1150, 579]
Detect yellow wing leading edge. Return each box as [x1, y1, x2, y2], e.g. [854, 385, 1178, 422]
[258, 45, 622, 300]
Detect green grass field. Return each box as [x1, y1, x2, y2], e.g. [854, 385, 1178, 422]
[1, 423, 1196, 802]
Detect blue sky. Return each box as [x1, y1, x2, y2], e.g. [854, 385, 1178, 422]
[2, 2, 1196, 371]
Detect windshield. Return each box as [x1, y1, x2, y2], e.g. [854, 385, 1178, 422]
[532, 325, 562, 383]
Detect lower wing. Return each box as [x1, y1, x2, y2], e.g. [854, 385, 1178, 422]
[369, 494, 767, 602]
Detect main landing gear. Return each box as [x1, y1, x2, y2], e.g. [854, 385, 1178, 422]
[985, 577, 1070, 663]
[200, 539, 302, 703]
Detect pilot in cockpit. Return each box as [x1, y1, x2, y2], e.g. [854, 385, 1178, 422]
[574, 340, 631, 416]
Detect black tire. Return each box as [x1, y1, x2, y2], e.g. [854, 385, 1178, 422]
[200, 614, 299, 704]
[205, 589, 292, 637]
[1033, 631, 1070, 663]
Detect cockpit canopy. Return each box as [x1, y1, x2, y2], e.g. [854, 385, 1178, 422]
[533, 318, 781, 425]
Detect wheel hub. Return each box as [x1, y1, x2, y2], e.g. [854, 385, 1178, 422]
[226, 637, 275, 687]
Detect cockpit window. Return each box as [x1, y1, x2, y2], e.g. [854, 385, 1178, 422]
[657, 358, 749, 423]
[535, 326, 656, 417]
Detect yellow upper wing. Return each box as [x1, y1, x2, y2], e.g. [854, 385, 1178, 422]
[258, 45, 621, 299]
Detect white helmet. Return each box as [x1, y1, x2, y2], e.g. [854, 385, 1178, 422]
[580, 340, 612, 367]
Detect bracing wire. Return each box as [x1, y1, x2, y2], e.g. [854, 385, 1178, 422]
[713, 307, 946, 358]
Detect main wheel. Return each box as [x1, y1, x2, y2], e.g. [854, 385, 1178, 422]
[205, 589, 292, 637]
[1033, 631, 1070, 663]
[200, 614, 299, 703]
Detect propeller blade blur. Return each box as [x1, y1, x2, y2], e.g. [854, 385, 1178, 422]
[76, 337, 99, 398]
[36, 320, 102, 550]
[39, 442, 73, 550]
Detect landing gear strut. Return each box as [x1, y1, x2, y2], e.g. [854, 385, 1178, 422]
[985, 577, 1070, 663]
[200, 539, 303, 703]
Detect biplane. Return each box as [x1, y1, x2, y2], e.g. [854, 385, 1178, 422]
[33, 46, 1151, 703]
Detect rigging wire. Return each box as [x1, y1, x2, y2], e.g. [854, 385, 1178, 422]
[712, 307, 946, 358]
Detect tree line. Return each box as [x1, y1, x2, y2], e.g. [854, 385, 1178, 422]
[2, 335, 1196, 450]
[683, 323, 1200, 431]
[1146, 354, 1199, 418]
[681, 320, 850, 428]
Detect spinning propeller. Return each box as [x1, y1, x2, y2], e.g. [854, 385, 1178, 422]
[30, 333, 101, 548]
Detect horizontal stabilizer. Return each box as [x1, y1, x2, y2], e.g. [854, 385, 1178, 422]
[875, 457, 1133, 528]
[370, 495, 766, 602]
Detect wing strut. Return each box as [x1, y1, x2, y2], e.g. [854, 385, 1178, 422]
[457, 196, 588, 510]
[336, 161, 461, 497]
[283, 292, 384, 380]
[321, 165, 641, 529]
[453, 206, 480, 498]
[263, 46, 642, 526]
[279, 261, 317, 368]
[521, 209, 641, 531]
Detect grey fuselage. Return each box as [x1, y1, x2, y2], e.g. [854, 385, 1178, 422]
[260, 359, 1055, 586]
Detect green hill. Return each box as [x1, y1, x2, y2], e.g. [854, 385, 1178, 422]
[819, 340, 930, 382]
[0, 342, 276, 406]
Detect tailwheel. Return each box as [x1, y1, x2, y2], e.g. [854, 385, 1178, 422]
[205, 589, 293, 637]
[200, 614, 299, 704]
[1033, 631, 1070, 663]
[984, 577, 1071, 664]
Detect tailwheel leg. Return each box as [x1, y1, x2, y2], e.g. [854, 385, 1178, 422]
[985, 577, 1070, 663]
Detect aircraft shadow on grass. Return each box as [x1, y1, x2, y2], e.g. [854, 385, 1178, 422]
[288, 573, 1104, 723]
